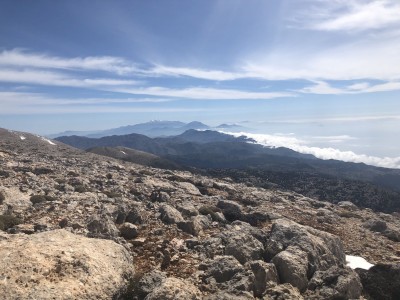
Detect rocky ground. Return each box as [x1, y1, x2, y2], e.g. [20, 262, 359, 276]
[1, 128, 400, 299]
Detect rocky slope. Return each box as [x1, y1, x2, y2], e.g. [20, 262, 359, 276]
[1, 128, 400, 299]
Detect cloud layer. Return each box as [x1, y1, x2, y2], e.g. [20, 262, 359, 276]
[224, 131, 400, 169]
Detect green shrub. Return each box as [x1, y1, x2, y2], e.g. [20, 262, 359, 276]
[0, 191, 4, 204]
[0, 215, 21, 231]
[30, 195, 56, 204]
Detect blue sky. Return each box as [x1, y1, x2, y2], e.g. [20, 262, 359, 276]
[1, 0, 400, 166]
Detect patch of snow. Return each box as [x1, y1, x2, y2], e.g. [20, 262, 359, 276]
[346, 255, 374, 270]
[120, 151, 127, 155]
[20, 136, 26, 140]
[39, 136, 56, 145]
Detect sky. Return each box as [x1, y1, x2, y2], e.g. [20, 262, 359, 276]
[1, 0, 400, 167]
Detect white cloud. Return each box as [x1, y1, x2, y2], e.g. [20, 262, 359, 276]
[114, 86, 294, 100]
[310, 0, 400, 32]
[0, 69, 139, 88]
[0, 92, 174, 114]
[223, 131, 400, 169]
[298, 80, 400, 94]
[0, 49, 137, 74]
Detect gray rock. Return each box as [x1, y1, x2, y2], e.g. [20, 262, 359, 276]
[337, 201, 358, 211]
[151, 190, 170, 202]
[363, 219, 387, 232]
[271, 246, 309, 292]
[383, 228, 400, 242]
[125, 207, 145, 225]
[177, 201, 199, 217]
[137, 270, 167, 299]
[248, 260, 278, 297]
[199, 255, 244, 283]
[119, 222, 138, 240]
[144, 277, 202, 300]
[159, 204, 184, 224]
[307, 266, 362, 300]
[217, 200, 244, 222]
[265, 283, 304, 300]
[266, 219, 345, 271]
[220, 223, 265, 264]
[178, 215, 211, 236]
[87, 214, 119, 238]
[203, 291, 253, 299]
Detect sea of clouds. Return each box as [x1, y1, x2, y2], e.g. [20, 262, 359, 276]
[223, 131, 400, 169]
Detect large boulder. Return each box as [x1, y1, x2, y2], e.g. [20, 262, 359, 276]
[144, 277, 202, 300]
[307, 266, 362, 299]
[267, 219, 345, 271]
[136, 270, 167, 299]
[0, 229, 134, 299]
[271, 246, 309, 292]
[86, 214, 119, 239]
[219, 223, 265, 264]
[356, 263, 400, 300]
[199, 255, 244, 283]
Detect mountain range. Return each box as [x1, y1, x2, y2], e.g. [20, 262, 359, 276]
[56, 129, 400, 213]
[48, 120, 245, 138]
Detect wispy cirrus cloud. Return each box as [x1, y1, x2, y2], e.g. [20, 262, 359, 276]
[0, 49, 137, 74]
[0, 69, 141, 88]
[306, 0, 400, 32]
[114, 86, 294, 100]
[299, 80, 400, 94]
[0, 92, 182, 114]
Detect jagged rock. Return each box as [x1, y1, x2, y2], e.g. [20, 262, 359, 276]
[0, 229, 134, 299]
[125, 206, 146, 225]
[219, 223, 265, 264]
[265, 283, 304, 300]
[217, 200, 244, 222]
[177, 201, 199, 217]
[119, 222, 139, 239]
[307, 266, 362, 299]
[248, 260, 278, 297]
[199, 255, 244, 283]
[266, 219, 345, 271]
[178, 215, 211, 236]
[137, 270, 167, 299]
[356, 263, 400, 300]
[87, 214, 119, 238]
[363, 219, 387, 232]
[271, 246, 309, 292]
[159, 204, 184, 224]
[144, 277, 202, 300]
[383, 228, 400, 242]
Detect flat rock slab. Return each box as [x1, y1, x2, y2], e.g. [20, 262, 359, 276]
[0, 229, 134, 300]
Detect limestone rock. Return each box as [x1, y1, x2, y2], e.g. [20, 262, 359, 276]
[0, 229, 134, 299]
[199, 255, 244, 283]
[144, 277, 201, 300]
[271, 246, 309, 292]
[248, 260, 278, 297]
[217, 199, 244, 222]
[137, 270, 167, 299]
[266, 219, 345, 271]
[119, 222, 139, 240]
[178, 215, 211, 236]
[159, 204, 184, 224]
[87, 214, 119, 239]
[307, 266, 362, 299]
[265, 283, 304, 300]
